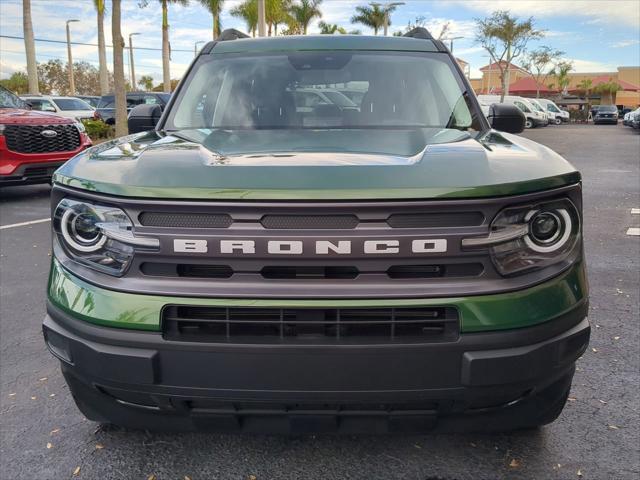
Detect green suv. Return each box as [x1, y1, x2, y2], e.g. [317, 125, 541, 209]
[43, 29, 589, 433]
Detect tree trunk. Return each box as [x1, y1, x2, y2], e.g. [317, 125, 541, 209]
[97, 1, 109, 95]
[503, 44, 511, 100]
[213, 14, 217, 39]
[112, 0, 128, 137]
[23, 0, 39, 93]
[162, 0, 171, 93]
[499, 69, 507, 103]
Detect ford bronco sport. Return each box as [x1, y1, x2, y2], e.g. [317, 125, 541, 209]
[43, 29, 589, 433]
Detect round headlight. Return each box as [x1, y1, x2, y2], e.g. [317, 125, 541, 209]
[525, 209, 572, 253]
[61, 208, 106, 252]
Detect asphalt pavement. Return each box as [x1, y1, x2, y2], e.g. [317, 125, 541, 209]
[1, 124, 639, 480]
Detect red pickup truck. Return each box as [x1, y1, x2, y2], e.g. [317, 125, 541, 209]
[0, 86, 92, 187]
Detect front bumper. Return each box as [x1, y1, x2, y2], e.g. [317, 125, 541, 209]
[44, 292, 589, 432]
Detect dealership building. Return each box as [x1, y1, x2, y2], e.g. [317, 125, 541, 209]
[469, 62, 640, 108]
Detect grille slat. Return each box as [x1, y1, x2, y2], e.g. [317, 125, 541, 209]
[139, 212, 232, 228]
[162, 306, 459, 344]
[4, 124, 81, 153]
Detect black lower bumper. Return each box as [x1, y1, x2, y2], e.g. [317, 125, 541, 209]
[44, 301, 589, 433]
[0, 160, 65, 186]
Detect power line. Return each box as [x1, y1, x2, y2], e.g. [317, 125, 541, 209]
[0, 34, 195, 53]
[0, 48, 166, 71]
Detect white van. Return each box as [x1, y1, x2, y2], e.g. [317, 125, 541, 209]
[477, 95, 547, 128]
[537, 98, 570, 125]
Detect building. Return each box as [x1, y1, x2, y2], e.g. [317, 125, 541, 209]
[469, 62, 640, 108]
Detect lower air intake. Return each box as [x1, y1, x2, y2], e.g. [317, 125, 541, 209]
[162, 306, 459, 344]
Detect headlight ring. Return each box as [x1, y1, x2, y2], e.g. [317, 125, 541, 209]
[60, 208, 107, 252]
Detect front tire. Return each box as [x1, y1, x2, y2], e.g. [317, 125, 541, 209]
[525, 119, 533, 129]
[555, 118, 562, 125]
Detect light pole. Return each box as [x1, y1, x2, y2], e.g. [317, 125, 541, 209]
[442, 36, 463, 53]
[66, 19, 79, 95]
[129, 32, 140, 91]
[370, 2, 404, 36]
[194, 40, 205, 57]
[257, 0, 266, 37]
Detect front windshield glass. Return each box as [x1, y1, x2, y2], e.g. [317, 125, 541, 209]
[0, 86, 29, 109]
[167, 51, 481, 136]
[547, 103, 560, 113]
[598, 105, 617, 112]
[54, 98, 93, 111]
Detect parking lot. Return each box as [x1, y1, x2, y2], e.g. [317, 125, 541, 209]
[1, 124, 638, 480]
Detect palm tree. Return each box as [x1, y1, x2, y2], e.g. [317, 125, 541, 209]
[111, 0, 127, 136]
[140, 0, 189, 92]
[350, 4, 388, 35]
[231, 0, 258, 37]
[22, 0, 39, 93]
[288, 0, 323, 35]
[138, 75, 154, 91]
[198, 0, 224, 39]
[267, 0, 292, 36]
[577, 78, 592, 111]
[594, 80, 621, 105]
[553, 61, 573, 95]
[318, 21, 346, 34]
[93, 0, 109, 95]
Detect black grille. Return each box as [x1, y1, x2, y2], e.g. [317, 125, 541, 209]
[4, 124, 81, 154]
[261, 215, 359, 229]
[387, 212, 485, 228]
[140, 263, 233, 278]
[139, 212, 232, 228]
[162, 306, 459, 344]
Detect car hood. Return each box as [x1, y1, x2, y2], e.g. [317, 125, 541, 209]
[0, 108, 74, 125]
[54, 129, 580, 200]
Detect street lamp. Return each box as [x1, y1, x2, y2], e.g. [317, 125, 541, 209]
[129, 33, 140, 91]
[194, 40, 205, 57]
[66, 19, 79, 95]
[370, 2, 404, 36]
[442, 36, 463, 53]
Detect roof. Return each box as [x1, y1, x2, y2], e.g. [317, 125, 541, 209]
[479, 61, 528, 73]
[495, 77, 558, 95]
[210, 35, 440, 54]
[591, 75, 639, 91]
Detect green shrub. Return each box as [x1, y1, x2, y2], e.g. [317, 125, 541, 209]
[81, 119, 114, 140]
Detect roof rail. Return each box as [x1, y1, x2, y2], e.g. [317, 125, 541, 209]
[403, 27, 434, 40]
[216, 28, 251, 41]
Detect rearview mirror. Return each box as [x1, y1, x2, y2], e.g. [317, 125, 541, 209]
[128, 104, 162, 134]
[487, 103, 525, 134]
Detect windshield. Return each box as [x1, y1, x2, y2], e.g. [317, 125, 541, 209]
[167, 51, 480, 134]
[53, 98, 93, 111]
[529, 100, 544, 112]
[547, 103, 560, 113]
[0, 86, 29, 109]
[598, 105, 617, 112]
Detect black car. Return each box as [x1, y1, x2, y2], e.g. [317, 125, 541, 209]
[593, 104, 619, 125]
[95, 92, 171, 125]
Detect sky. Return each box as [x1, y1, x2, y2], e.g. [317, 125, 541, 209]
[0, 0, 639, 86]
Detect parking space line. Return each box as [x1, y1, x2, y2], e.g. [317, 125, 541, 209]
[627, 227, 640, 236]
[0, 218, 51, 230]
[632, 208, 640, 215]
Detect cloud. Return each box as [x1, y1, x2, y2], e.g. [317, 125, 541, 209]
[612, 39, 640, 48]
[452, 0, 640, 28]
[564, 58, 618, 73]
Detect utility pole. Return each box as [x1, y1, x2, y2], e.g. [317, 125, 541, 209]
[66, 19, 79, 95]
[442, 36, 463, 53]
[129, 32, 140, 91]
[257, 0, 266, 37]
[370, 2, 404, 36]
[194, 40, 205, 57]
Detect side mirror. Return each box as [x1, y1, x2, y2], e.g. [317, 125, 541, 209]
[487, 103, 525, 134]
[128, 104, 162, 134]
[44, 106, 57, 113]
